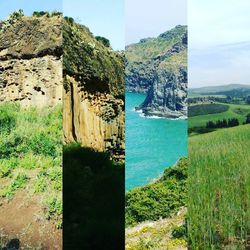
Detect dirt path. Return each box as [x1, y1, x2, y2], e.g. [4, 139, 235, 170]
[0, 190, 62, 249]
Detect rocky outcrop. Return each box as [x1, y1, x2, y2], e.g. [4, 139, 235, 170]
[0, 15, 63, 107]
[126, 25, 187, 118]
[63, 19, 125, 158]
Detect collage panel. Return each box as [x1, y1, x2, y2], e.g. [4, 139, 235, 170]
[125, 0, 188, 249]
[0, 1, 63, 249]
[188, 0, 250, 249]
[62, 0, 125, 249]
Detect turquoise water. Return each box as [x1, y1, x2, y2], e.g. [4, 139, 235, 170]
[125, 92, 187, 191]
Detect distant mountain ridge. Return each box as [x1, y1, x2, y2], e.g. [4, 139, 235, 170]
[126, 25, 187, 118]
[189, 84, 250, 99]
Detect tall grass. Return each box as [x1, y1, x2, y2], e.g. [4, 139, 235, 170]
[188, 125, 250, 249]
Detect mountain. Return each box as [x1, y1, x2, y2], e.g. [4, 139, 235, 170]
[126, 25, 187, 118]
[63, 17, 125, 158]
[189, 84, 250, 95]
[0, 14, 63, 107]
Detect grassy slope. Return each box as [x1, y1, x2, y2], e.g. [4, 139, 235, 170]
[0, 103, 62, 226]
[125, 158, 187, 227]
[188, 125, 250, 249]
[189, 102, 250, 128]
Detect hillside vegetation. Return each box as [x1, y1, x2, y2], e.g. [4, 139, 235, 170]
[188, 125, 250, 249]
[126, 158, 187, 226]
[0, 103, 62, 226]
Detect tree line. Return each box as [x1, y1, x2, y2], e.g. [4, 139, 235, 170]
[206, 113, 250, 129]
[206, 118, 239, 129]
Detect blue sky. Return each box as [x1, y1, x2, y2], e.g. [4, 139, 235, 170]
[63, 0, 124, 51]
[0, 0, 62, 20]
[189, 0, 250, 87]
[126, 0, 187, 45]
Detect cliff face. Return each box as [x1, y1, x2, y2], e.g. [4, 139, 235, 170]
[0, 15, 63, 107]
[63, 19, 125, 157]
[126, 25, 187, 118]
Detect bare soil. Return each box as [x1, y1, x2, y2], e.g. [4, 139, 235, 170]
[0, 190, 62, 249]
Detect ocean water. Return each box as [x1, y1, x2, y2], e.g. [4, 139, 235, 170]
[125, 92, 187, 191]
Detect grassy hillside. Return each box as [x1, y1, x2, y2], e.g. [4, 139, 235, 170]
[125, 158, 187, 227]
[0, 103, 62, 227]
[189, 102, 250, 128]
[126, 25, 187, 65]
[188, 125, 250, 249]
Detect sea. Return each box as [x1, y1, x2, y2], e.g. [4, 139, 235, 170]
[125, 92, 187, 191]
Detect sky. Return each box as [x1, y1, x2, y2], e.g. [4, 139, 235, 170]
[189, 0, 250, 88]
[63, 0, 124, 51]
[0, 0, 62, 20]
[126, 0, 187, 45]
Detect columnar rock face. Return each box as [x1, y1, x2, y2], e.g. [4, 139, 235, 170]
[0, 16, 63, 107]
[63, 19, 125, 157]
[126, 25, 187, 118]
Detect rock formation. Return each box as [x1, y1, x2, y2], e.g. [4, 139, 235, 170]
[0, 15, 63, 107]
[63, 18, 125, 158]
[126, 25, 187, 118]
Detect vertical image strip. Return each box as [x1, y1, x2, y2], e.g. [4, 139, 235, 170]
[125, 0, 188, 249]
[188, 0, 250, 248]
[0, 0, 63, 249]
[62, 0, 125, 249]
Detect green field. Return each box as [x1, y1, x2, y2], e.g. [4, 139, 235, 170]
[0, 102, 62, 227]
[188, 124, 250, 249]
[189, 102, 250, 128]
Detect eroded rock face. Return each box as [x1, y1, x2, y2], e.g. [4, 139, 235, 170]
[63, 76, 124, 157]
[63, 20, 125, 157]
[0, 16, 63, 107]
[0, 56, 62, 107]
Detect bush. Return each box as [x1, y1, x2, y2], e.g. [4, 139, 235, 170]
[32, 11, 49, 17]
[28, 132, 57, 157]
[64, 16, 74, 25]
[172, 225, 187, 239]
[0, 110, 16, 133]
[95, 36, 111, 48]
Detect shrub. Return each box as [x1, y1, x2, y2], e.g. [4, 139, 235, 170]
[172, 225, 187, 239]
[0, 110, 16, 133]
[64, 16, 74, 25]
[28, 132, 57, 157]
[95, 36, 111, 48]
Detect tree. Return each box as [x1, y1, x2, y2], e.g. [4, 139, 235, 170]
[95, 36, 110, 48]
[245, 113, 250, 124]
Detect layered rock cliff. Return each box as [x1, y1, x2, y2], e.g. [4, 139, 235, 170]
[126, 25, 187, 118]
[0, 15, 63, 107]
[63, 18, 125, 158]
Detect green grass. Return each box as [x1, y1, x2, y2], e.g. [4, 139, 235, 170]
[189, 102, 250, 128]
[0, 102, 62, 225]
[125, 158, 187, 227]
[188, 124, 250, 249]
